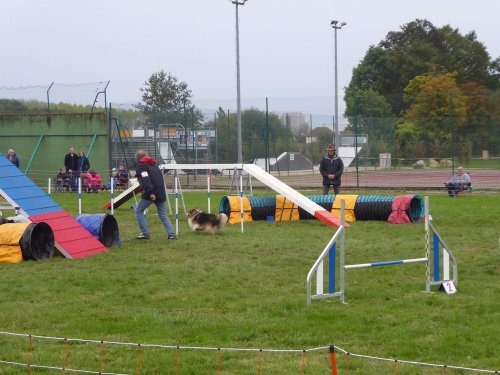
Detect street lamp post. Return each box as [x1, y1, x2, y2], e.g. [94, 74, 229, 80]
[330, 20, 347, 147]
[231, 0, 247, 164]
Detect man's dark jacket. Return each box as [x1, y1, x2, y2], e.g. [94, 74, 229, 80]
[135, 156, 166, 202]
[64, 153, 79, 172]
[319, 153, 344, 186]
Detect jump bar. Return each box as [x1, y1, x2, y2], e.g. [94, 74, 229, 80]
[344, 257, 428, 270]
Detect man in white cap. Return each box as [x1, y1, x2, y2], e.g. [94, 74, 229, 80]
[7, 149, 20, 168]
[319, 143, 344, 195]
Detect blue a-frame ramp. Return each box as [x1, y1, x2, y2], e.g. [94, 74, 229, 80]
[0, 152, 108, 259]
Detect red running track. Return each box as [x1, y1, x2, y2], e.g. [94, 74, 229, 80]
[291, 169, 500, 189]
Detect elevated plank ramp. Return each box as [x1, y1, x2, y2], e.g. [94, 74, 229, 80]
[242, 164, 346, 228]
[158, 163, 347, 228]
[0, 153, 108, 259]
[103, 179, 141, 210]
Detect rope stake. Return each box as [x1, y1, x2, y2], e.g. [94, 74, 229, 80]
[135, 346, 144, 375]
[329, 346, 338, 375]
[300, 350, 307, 375]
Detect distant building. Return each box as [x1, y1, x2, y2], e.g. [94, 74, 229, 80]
[254, 152, 313, 172]
[280, 112, 307, 133]
[340, 130, 368, 147]
[305, 136, 317, 144]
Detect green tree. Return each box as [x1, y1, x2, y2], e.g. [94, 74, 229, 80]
[459, 81, 499, 153]
[347, 19, 499, 116]
[205, 107, 291, 163]
[307, 127, 335, 165]
[313, 127, 333, 149]
[0, 99, 31, 114]
[344, 88, 395, 157]
[0, 99, 104, 114]
[137, 70, 203, 126]
[212, 108, 237, 163]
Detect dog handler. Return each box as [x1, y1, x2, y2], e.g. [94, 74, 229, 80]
[134, 150, 176, 240]
[319, 143, 344, 195]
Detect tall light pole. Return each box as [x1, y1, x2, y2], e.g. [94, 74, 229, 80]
[231, 0, 247, 164]
[330, 20, 346, 147]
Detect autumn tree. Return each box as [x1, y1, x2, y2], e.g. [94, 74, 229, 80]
[397, 72, 467, 158]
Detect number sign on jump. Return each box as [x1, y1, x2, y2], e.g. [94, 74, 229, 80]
[440, 281, 457, 295]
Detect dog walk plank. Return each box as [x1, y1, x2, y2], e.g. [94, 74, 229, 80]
[243, 164, 349, 228]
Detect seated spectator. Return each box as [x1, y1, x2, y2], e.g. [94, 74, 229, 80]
[7, 149, 20, 168]
[84, 171, 94, 192]
[446, 166, 471, 197]
[93, 171, 102, 191]
[114, 163, 130, 190]
[56, 168, 70, 192]
[85, 170, 102, 193]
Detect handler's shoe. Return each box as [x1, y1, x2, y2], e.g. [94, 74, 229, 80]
[136, 233, 150, 240]
[168, 234, 176, 240]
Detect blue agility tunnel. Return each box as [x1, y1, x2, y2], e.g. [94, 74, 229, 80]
[76, 214, 120, 247]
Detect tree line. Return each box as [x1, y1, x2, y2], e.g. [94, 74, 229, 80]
[344, 19, 500, 161]
[2, 19, 498, 165]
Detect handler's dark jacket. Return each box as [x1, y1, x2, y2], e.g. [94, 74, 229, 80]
[319, 153, 344, 186]
[135, 156, 167, 202]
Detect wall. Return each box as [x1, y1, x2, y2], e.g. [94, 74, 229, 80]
[0, 112, 110, 185]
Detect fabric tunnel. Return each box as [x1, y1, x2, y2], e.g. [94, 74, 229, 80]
[76, 214, 120, 247]
[0, 222, 55, 263]
[388, 195, 424, 224]
[218, 196, 253, 224]
[275, 195, 300, 222]
[297, 195, 334, 220]
[332, 195, 358, 222]
[246, 196, 276, 221]
[354, 195, 395, 221]
[218, 194, 423, 225]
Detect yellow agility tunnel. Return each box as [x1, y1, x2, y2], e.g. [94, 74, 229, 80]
[0, 222, 55, 263]
[218, 194, 424, 224]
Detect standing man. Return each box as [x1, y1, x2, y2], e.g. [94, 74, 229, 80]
[319, 143, 344, 195]
[7, 149, 20, 168]
[134, 150, 176, 240]
[64, 147, 80, 191]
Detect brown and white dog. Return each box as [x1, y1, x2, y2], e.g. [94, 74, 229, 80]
[187, 208, 228, 234]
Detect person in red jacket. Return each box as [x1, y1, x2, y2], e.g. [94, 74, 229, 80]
[134, 150, 175, 240]
[84, 170, 101, 193]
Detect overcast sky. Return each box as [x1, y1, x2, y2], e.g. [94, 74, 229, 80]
[1, 0, 499, 120]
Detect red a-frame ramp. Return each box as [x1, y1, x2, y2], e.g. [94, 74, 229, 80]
[0, 153, 108, 259]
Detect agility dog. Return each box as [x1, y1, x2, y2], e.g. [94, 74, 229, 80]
[187, 208, 228, 234]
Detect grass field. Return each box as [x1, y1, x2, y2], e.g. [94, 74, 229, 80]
[0, 190, 499, 374]
[462, 158, 500, 169]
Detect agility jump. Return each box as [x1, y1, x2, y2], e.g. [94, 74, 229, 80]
[306, 196, 458, 304]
